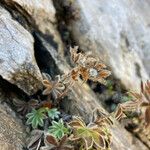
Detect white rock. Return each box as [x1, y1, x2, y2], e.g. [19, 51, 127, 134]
[4, 0, 64, 54]
[0, 6, 42, 95]
[68, 0, 150, 91]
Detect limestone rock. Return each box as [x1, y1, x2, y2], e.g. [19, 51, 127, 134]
[3, 0, 64, 54]
[67, 0, 150, 91]
[0, 6, 42, 95]
[0, 105, 26, 150]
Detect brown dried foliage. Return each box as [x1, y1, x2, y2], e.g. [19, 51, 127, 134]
[114, 80, 150, 129]
[41, 134, 73, 150]
[70, 46, 111, 84]
[42, 73, 68, 100]
[68, 117, 111, 150]
[42, 46, 111, 99]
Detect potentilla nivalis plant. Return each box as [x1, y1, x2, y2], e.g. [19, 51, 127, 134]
[70, 46, 111, 85]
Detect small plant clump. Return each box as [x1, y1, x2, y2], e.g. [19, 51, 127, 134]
[26, 108, 47, 129]
[12, 46, 149, 150]
[111, 80, 150, 142]
[68, 117, 111, 150]
[41, 134, 73, 150]
[48, 119, 70, 139]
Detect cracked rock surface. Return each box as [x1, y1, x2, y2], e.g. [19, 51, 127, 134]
[3, 0, 64, 53]
[0, 6, 42, 95]
[0, 105, 26, 150]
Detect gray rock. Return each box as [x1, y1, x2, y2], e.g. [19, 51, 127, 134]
[0, 6, 42, 95]
[68, 0, 150, 91]
[0, 88, 26, 150]
[3, 0, 64, 54]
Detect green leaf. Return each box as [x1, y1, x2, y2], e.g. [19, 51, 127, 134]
[26, 109, 47, 129]
[47, 108, 60, 120]
[68, 117, 110, 150]
[48, 119, 69, 139]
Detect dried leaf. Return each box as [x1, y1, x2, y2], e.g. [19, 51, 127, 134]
[40, 101, 52, 109]
[114, 105, 126, 121]
[145, 106, 150, 127]
[13, 99, 39, 115]
[42, 73, 66, 99]
[95, 116, 114, 126]
[79, 67, 89, 82]
[68, 117, 111, 150]
[45, 134, 58, 146]
[71, 69, 79, 81]
[43, 134, 73, 150]
[27, 130, 43, 150]
[98, 70, 111, 79]
[83, 136, 93, 150]
[70, 46, 81, 63]
[70, 46, 111, 85]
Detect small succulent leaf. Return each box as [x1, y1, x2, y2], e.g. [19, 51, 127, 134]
[42, 73, 52, 81]
[80, 67, 89, 82]
[59, 135, 68, 147]
[42, 88, 52, 95]
[68, 117, 86, 128]
[95, 63, 107, 70]
[27, 130, 43, 150]
[114, 105, 126, 121]
[47, 108, 60, 119]
[38, 107, 47, 113]
[52, 121, 60, 127]
[98, 70, 111, 79]
[45, 134, 58, 146]
[92, 128, 106, 137]
[26, 116, 34, 125]
[129, 92, 142, 100]
[83, 136, 93, 150]
[29, 99, 39, 107]
[145, 106, 150, 126]
[41, 101, 52, 109]
[92, 132, 106, 149]
[57, 130, 64, 139]
[76, 128, 89, 137]
[42, 80, 52, 87]
[71, 69, 79, 81]
[28, 138, 41, 150]
[26, 109, 46, 128]
[95, 116, 114, 126]
[38, 118, 44, 127]
[56, 82, 65, 90]
[26, 112, 34, 118]
[32, 117, 39, 129]
[48, 119, 69, 139]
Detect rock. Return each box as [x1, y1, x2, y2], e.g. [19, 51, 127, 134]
[0, 6, 42, 95]
[0, 89, 26, 150]
[110, 124, 148, 150]
[67, 0, 150, 91]
[3, 0, 64, 54]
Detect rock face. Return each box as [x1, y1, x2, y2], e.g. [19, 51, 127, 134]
[3, 0, 64, 54]
[0, 105, 26, 150]
[68, 0, 150, 91]
[0, 6, 42, 95]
